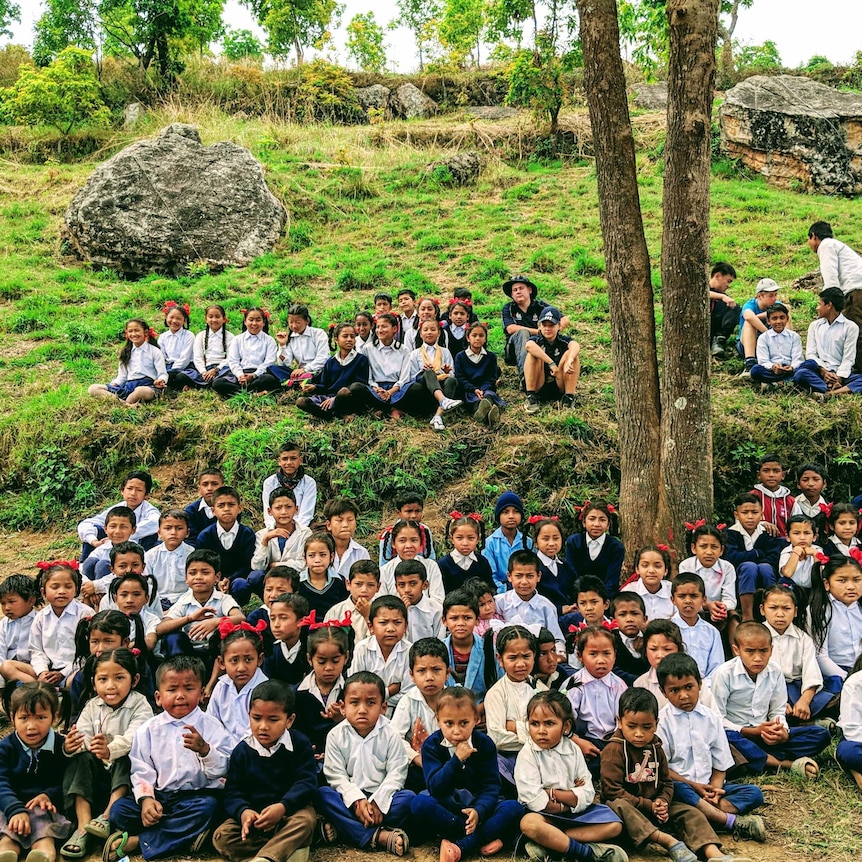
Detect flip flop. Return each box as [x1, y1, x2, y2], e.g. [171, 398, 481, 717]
[189, 829, 210, 853]
[85, 815, 112, 839]
[60, 828, 91, 859]
[103, 830, 129, 862]
[790, 756, 820, 779]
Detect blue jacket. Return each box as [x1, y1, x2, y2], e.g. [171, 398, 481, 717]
[196, 523, 256, 582]
[445, 633, 490, 702]
[723, 530, 785, 572]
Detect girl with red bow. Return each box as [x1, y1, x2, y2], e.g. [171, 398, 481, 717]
[158, 302, 195, 391]
[564, 501, 625, 601]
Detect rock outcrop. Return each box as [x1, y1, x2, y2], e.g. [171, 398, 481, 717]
[426, 152, 483, 185]
[632, 82, 668, 111]
[355, 84, 391, 116]
[391, 83, 438, 120]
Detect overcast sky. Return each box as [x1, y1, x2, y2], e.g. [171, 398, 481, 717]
[9, 0, 862, 73]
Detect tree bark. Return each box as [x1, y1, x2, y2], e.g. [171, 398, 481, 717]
[658, 0, 718, 558]
[577, 0, 662, 565]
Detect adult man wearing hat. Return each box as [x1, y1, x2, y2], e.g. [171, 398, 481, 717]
[501, 275, 570, 372]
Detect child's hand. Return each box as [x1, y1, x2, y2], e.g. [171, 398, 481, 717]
[505, 720, 517, 733]
[761, 522, 780, 537]
[182, 724, 211, 757]
[64, 725, 86, 754]
[441, 363, 452, 374]
[90, 537, 108, 548]
[454, 740, 477, 762]
[217, 577, 232, 595]
[354, 597, 371, 619]
[26, 793, 55, 813]
[80, 580, 96, 598]
[411, 717, 428, 752]
[792, 701, 812, 720]
[320, 397, 336, 410]
[240, 809, 259, 839]
[90, 733, 110, 761]
[709, 601, 728, 621]
[322, 700, 345, 721]
[203, 368, 217, 382]
[188, 606, 216, 623]
[573, 778, 585, 787]
[255, 803, 286, 832]
[353, 799, 374, 827]
[275, 331, 289, 346]
[367, 800, 383, 825]
[703, 785, 724, 804]
[760, 719, 786, 744]
[462, 808, 479, 835]
[8, 812, 30, 835]
[189, 615, 220, 641]
[474, 389, 484, 399]
[238, 373, 254, 385]
[141, 797, 163, 826]
[651, 798, 668, 822]
[573, 737, 601, 759]
[38, 670, 64, 685]
[387, 682, 400, 697]
[154, 380, 166, 389]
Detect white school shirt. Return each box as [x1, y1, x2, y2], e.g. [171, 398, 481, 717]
[514, 735, 595, 813]
[145, 542, 194, 603]
[162, 589, 240, 643]
[817, 236, 862, 294]
[323, 715, 408, 813]
[727, 520, 765, 551]
[193, 327, 234, 373]
[207, 666, 269, 745]
[625, 578, 674, 620]
[805, 313, 859, 378]
[407, 594, 444, 641]
[587, 533, 607, 560]
[227, 330, 278, 377]
[129, 706, 234, 800]
[778, 544, 822, 589]
[827, 536, 861, 557]
[0, 610, 36, 662]
[297, 671, 346, 705]
[791, 496, 827, 518]
[78, 500, 161, 545]
[678, 557, 738, 610]
[812, 597, 862, 679]
[333, 539, 371, 579]
[670, 613, 724, 679]
[484, 674, 547, 751]
[217, 521, 240, 550]
[390, 687, 438, 762]
[755, 327, 803, 369]
[350, 636, 414, 699]
[839, 670, 862, 744]
[275, 327, 330, 374]
[657, 701, 734, 784]
[262, 473, 317, 530]
[251, 524, 311, 571]
[396, 344, 455, 389]
[380, 556, 445, 605]
[364, 341, 410, 387]
[710, 657, 788, 731]
[563, 667, 627, 739]
[158, 328, 195, 370]
[634, 667, 716, 712]
[324, 597, 371, 641]
[494, 590, 566, 654]
[763, 621, 822, 693]
[29, 601, 93, 677]
[110, 342, 168, 386]
[98, 596, 162, 640]
[74, 691, 154, 762]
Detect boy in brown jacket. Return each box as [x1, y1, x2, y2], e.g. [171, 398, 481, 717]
[600, 689, 749, 862]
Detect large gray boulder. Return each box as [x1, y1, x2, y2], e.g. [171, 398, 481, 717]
[720, 75, 862, 195]
[426, 152, 483, 185]
[632, 82, 668, 110]
[63, 123, 287, 276]
[391, 83, 438, 119]
[355, 84, 391, 116]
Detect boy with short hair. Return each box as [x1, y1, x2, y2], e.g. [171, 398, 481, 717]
[442, 590, 488, 701]
[750, 302, 802, 391]
[379, 493, 436, 563]
[351, 596, 414, 715]
[656, 654, 766, 844]
[523, 306, 581, 414]
[710, 622, 830, 778]
[601, 688, 736, 862]
[184, 468, 224, 542]
[146, 509, 195, 610]
[325, 560, 380, 642]
[247, 568, 301, 653]
[391, 638, 450, 788]
[325, 498, 371, 578]
[610, 591, 650, 685]
[108, 655, 235, 860]
[78, 470, 160, 559]
[263, 593, 311, 686]
[724, 493, 782, 621]
[98, 542, 162, 634]
[495, 551, 565, 654]
[483, 491, 531, 594]
[375, 293, 394, 315]
[790, 464, 829, 542]
[397, 289, 419, 339]
[262, 442, 318, 530]
[195, 486, 257, 606]
[750, 454, 794, 538]
[737, 278, 780, 378]
[317, 671, 414, 854]
[213, 680, 317, 862]
[80, 505, 136, 597]
[709, 262, 738, 359]
[394, 560, 444, 641]
[250, 489, 312, 596]
[670, 575, 724, 680]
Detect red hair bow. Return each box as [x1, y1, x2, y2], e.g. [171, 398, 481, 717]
[148, 327, 158, 340]
[815, 552, 830, 564]
[820, 502, 833, 517]
[467, 512, 482, 522]
[685, 519, 706, 531]
[601, 620, 619, 632]
[656, 544, 670, 552]
[716, 523, 727, 531]
[450, 510, 464, 520]
[568, 621, 588, 633]
[36, 559, 79, 571]
[163, 301, 190, 316]
[130, 647, 141, 657]
[607, 504, 617, 514]
[528, 514, 559, 525]
[850, 548, 862, 565]
[574, 500, 590, 521]
[298, 610, 353, 630]
[218, 618, 267, 639]
[439, 321, 445, 328]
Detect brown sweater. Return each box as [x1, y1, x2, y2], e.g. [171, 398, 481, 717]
[600, 733, 674, 815]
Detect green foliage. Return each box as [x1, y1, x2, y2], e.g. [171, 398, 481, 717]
[0, 0, 19, 39]
[844, 52, 862, 90]
[294, 60, 364, 124]
[33, 0, 98, 67]
[0, 44, 31, 87]
[803, 54, 833, 73]
[735, 39, 781, 74]
[221, 27, 264, 60]
[438, 0, 484, 68]
[245, 0, 341, 64]
[346, 12, 387, 73]
[506, 41, 564, 131]
[2, 47, 110, 135]
[391, 0, 440, 71]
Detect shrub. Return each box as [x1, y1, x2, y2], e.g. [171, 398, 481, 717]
[295, 60, 365, 125]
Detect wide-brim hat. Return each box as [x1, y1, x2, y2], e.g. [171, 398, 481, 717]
[502, 275, 538, 298]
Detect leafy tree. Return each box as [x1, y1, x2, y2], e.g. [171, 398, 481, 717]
[0, 44, 32, 87]
[438, 0, 484, 67]
[3, 46, 110, 134]
[243, 0, 342, 65]
[735, 39, 780, 74]
[33, 0, 98, 67]
[391, 0, 440, 70]
[221, 27, 264, 60]
[506, 38, 564, 131]
[346, 12, 386, 72]
[0, 0, 19, 39]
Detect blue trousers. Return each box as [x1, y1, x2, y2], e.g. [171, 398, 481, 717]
[161, 632, 215, 677]
[787, 676, 842, 717]
[110, 790, 220, 860]
[750, 365, 794, 384]
[736, 561, 775, 595]
[316, 787, 414, 848]
[672, 780, 763, 814]
[793, 359, 862, 394]
[410, 793, 523, 853]
[228, 570, 266, 606]
[725, 726, 830, 773]
[836, 739, 862, 773]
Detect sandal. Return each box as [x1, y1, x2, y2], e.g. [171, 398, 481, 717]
[373, 827, 409, 857]
[60, 829, 91, 859]
[85, 815, 112, 839]
[189, 829, 210, 853]
[319, 819, 337, 844]
[103, 831, 129, 862]
[790, 755, 819, 778]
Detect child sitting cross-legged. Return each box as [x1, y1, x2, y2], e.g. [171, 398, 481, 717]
[212, 680, 317, 862]
[411, 686, 524, 862]
[316, 671, 414, 856]
[656, 654, 766, 845]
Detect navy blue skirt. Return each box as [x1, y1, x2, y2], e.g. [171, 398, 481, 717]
[107, 377, 157, 400]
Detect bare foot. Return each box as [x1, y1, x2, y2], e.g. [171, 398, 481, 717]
[479, 839, 503, 856]
[390, 409, 404, 420]
[440, 839, 462, 862]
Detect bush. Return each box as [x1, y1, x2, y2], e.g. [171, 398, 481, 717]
[0, 44, 31, 88]
[295, 61, 365, 125]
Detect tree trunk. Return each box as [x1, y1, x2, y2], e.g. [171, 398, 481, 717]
[577, 0, 662, 566]
[658, 0, 718, 559]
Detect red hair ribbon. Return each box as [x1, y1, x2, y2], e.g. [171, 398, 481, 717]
[620, 571, 639, 588]
[820, 502, 833, 517]
[36, 559, 79, 571]
[241, 308, 247, 315]
[685, 519, 706, 531]
[815, 552, 830, 564]
[218, 618, 267, 639]
[163, 301, 190, 315]
[528, 514, 559, 525]
[656, 544, 670, 552]
[450, 510, 464, 520]
[148, 328, 158, 340]
[574, 500, 591, 520]
[130, 647, 141, 657]
[467, 512, 482, 522]
[716, 523, 727, 531]
[298, 610, 353, 630]
[607, 504, 617, 514]
[438, 321, 445, 328]
[601, 620, 619, 632]
[568, 621, 588, 633]
[448, 298, 459, 305]
[850, 548, 862, 565]
[429, 298, 440, 306]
